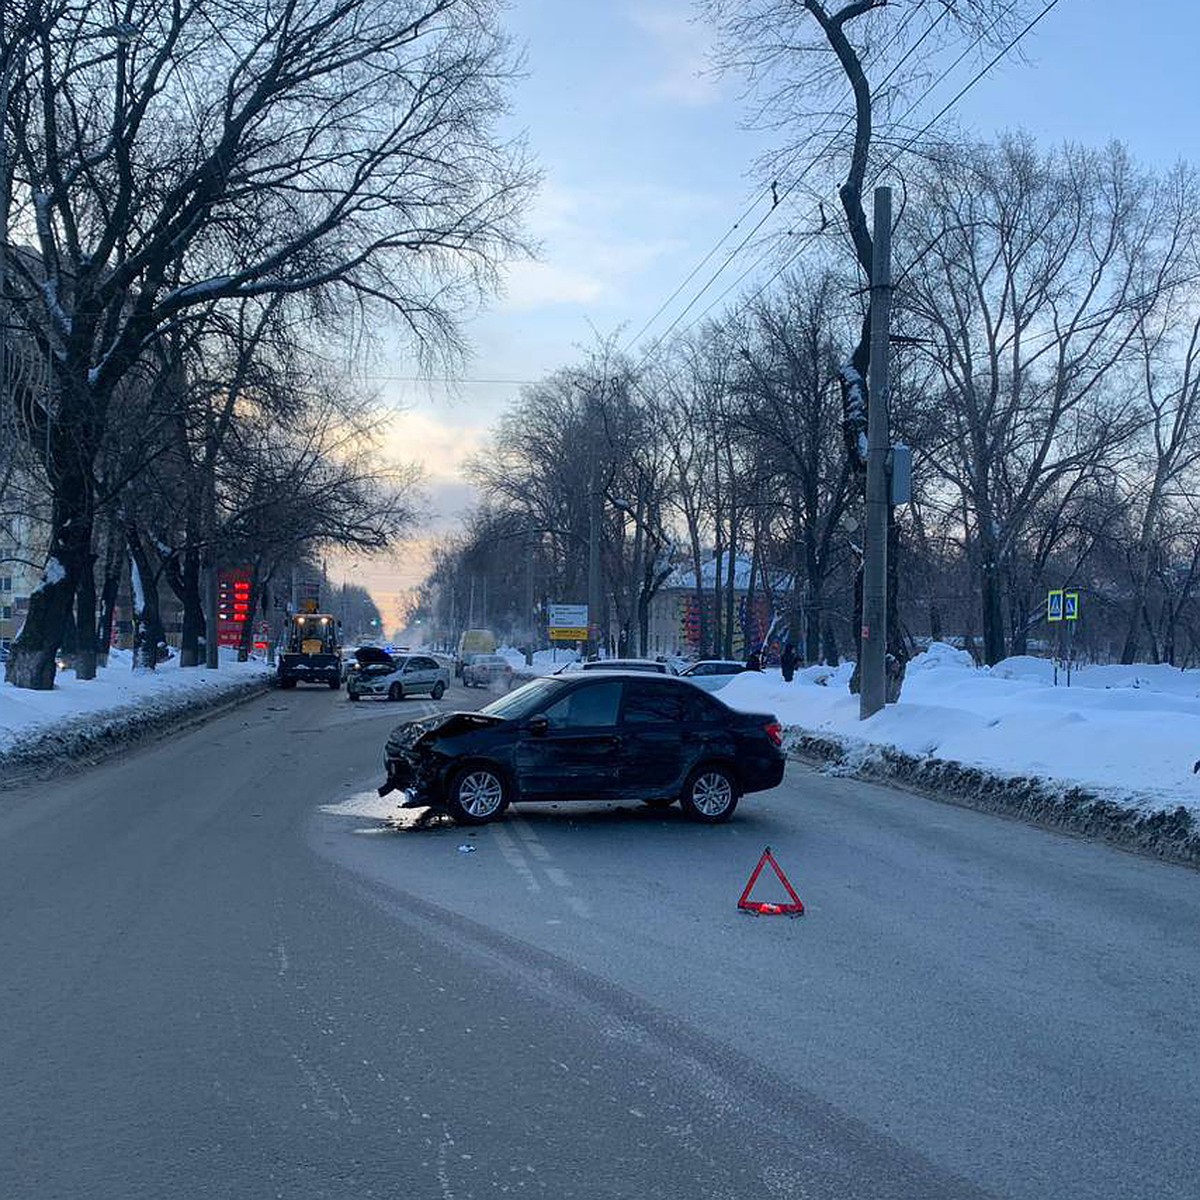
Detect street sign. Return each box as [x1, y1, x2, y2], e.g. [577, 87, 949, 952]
[549, 603, 588, 630]
[1064, 591, 1079, 621]
[1047, 589, 1064, 622]
[549, 627, 587, 642]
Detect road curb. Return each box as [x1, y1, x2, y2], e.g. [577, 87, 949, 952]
[786, 728, 1200, 870]
[0, 675, 272, 787]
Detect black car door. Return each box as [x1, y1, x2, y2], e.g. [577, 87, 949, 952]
[515, 680, 623, 800]
[618, 680, 689, 796]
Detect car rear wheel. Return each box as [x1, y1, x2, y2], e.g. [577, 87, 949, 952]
[388, 682, 404, 702]
[446, 766, 509, 825]
[431, 681, 446, 700]
[680, 765, 739, 823]
[329, 678, 340, 690]
[348, 692, 360, 702]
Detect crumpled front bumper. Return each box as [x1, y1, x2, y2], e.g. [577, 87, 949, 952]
[377, 755, 440, 807]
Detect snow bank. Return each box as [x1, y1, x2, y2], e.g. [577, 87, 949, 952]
[716, 644, 1200, 828]
[0, 649, 271, 765]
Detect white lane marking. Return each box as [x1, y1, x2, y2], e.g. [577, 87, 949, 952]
[509, 815, 552, 860]
[289, 1051, 357, 1123]
[490, 824, 542, 893]
[276, 941, 289, 977]
[435, 1125, 457, 1199]
[544, 865, 591, 918]
[508, 819, 591, 918]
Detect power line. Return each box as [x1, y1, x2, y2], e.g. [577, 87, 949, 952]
[659, 0, 1057, 349]
[622, 1, 933, 360]
[358, 375, 536, 386]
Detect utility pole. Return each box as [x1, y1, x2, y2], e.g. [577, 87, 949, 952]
[860, 186, 892, 720]
[587, 456, 601, 659]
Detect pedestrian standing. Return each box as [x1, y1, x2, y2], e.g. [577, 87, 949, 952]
[780, 642, 797, 683]
[746, 647, 763, 671]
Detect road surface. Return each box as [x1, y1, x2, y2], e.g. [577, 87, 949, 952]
[1, 681, 1197, 1199]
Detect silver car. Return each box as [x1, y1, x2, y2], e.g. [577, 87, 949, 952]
[462, 653, 514, 689]
[347, 649, 450, 701]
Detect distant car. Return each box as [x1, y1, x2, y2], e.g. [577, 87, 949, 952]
[681, 660, 747, 677]
[580, 658, 671, 674]
[462, 653, 514, 689]
[347, 648, 450, 702]
[378, 671, 786, 825]
[680, 659, 749, 692]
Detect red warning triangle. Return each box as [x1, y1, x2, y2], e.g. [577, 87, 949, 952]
[737, 847, 804, 916]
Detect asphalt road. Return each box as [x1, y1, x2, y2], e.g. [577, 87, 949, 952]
[2, 681, 1198, 1199]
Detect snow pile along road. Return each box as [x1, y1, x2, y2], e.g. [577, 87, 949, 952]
[0, 649, 272, 774]
[716, 644, 1200, 865]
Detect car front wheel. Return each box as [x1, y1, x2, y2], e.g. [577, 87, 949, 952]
[388, 682, 404, 702]
[446, 765, 509, 825]
[431, 681, 446, 700]
[680, 766, 739, 823]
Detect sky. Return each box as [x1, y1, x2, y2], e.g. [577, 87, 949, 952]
[346, 0, 1200, 630]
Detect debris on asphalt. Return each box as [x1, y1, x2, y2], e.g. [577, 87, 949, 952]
[457, 843, 477, 854]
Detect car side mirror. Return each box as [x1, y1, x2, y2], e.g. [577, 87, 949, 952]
[526, 714, 549, 737]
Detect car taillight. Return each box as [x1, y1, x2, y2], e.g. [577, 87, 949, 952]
[764, 721, 783, 748]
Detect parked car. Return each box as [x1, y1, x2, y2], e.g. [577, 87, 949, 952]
[462, 653, 514, 689]
[377, 672, 786, 825]
[347, 648, 450, 702]
[679, 659, 748, 692]
[681, 659, 747, 677]
[580, 658, 672, 674]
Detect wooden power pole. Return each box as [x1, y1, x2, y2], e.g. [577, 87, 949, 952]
[860, 186, 892, 720]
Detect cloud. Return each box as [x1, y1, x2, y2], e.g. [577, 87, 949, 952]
[501, 260, 604, 310]
[628, 6, 720, 108]
[493, 179, 715, 315]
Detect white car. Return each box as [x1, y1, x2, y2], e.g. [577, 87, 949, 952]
[347, 649, 450, 701]
[462, 653, 515, 689]
[679, 659, 749, 691]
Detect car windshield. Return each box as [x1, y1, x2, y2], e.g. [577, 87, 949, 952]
[479, 677, 560, 720]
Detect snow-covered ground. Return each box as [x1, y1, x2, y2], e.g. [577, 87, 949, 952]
[0, 648, 271, 756]
[714, 643, 1200, 817]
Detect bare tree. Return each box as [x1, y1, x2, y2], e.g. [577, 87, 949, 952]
[734, 269, 855, 663]
[705, 0, 1038, 693]
[899, 136, 1167, 663]
[2, 0, 533, 688]
[1114, 169, 1200, 661]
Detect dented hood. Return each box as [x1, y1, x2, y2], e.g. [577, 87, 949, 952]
[385, 710, 504, 757]
[355, 646, 395, 666]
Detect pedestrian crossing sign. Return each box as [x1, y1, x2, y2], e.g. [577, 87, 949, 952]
[1064, 591, 1079, 621]
[1047, 590, 1064, 622]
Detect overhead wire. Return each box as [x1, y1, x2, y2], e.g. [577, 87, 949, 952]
[641, 0, 1056, 359]
[621, 0, 931, 360]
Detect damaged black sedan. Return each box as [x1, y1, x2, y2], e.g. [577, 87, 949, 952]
[378, 671, 786, 826]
